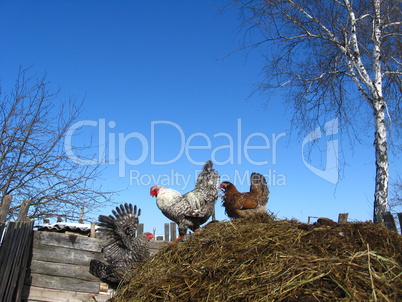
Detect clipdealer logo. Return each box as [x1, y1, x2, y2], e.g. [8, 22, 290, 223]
[64, 118, 285, 172]
[64, 118, 339, 187]
[301, 118, 339, 184]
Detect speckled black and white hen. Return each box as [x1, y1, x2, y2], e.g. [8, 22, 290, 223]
[89, 203, 149, 288]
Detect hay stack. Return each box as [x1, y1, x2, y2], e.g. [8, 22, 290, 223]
[113, 214, 402, 301]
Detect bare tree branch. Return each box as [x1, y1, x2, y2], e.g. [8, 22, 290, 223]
[0, 67, 114, 223]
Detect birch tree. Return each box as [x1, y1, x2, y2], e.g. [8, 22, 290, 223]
[229, 0, 402, 223]
[0, 67, 113, 223]
[389, 178, 402, 212]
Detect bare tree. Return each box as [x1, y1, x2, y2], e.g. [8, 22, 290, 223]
[389, 177, 402, 212]
[388, 177, 402, 232]
[228, 0, 402, 223]
[0, 67, 113, 223]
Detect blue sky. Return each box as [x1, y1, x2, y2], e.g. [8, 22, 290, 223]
[1, 1, 397, 236]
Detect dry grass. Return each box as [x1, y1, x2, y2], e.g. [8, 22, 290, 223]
[112, 214, 402, 301]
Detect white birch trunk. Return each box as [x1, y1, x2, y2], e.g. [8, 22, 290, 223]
[373, 104, 389, 223]
[372, 0, 389, 223]
[344, 0, 389, 223]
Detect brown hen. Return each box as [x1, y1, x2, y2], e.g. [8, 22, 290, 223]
[220, 173, 269, 218]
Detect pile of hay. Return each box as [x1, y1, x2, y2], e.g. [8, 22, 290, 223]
[113, 215, 402, 301]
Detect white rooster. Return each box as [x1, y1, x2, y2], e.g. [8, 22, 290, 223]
[150, 160, 219, 241]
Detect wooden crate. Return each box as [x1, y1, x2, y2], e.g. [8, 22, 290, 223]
[25, 231, 109, 302]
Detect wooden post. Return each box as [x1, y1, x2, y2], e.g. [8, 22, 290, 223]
[17, 199, 31, 222]
[138, 223, 144, 237]
[170, 222, 177, 242]
[382, 212, 397, 232]
[338, 213, 349, 224]
[398, 213, 402, 234]
[90, 222, 96, 238]
[164, 223, 169, 241]
[78, 207, 84, 224]
[0, 195, 12, 225]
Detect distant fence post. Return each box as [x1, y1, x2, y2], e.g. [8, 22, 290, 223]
[382, 212, 398, 232]
[78, 207, 85, 224]
[138, 223, 144, 237]
[164, 223, 169, 241]
[0, 195, 12, 225]
[90, 222, 96, 238]
[170, 222, 177, 242]
[338, 213, 349, 224]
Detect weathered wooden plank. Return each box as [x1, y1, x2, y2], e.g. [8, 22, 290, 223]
[13, 222, 34, 302]
[90, 222, 96, 238]
[30, 260, 99, 282]
[0, 195, 12, 225]
[0, 221, 34, 302]
[164, 223, 169, 241]
[30, 273, 100, 293]
[170, 222, 176, 242]
[33, 231, 101, 252]
[0, 222, 21, 300]
[17, 199, 31, 222]
[0, 222, 16, 280]
[138, 223, 144, 236]
[25, 286, 110, 302]
[32, 244, 104, 266]
[338, 213, 349, 224]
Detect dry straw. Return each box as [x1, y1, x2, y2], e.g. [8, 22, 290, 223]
[112, 214, 402, 301]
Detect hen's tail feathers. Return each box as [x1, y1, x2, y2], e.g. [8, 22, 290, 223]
[97, 203, 140, 245]
[250, 173, 270, 206]
[195, 160, 220, 198]
[89, 259, 123, 288]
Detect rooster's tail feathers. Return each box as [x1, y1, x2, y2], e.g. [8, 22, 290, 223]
[195, 160, 220, 193]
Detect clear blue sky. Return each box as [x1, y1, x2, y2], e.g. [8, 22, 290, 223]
[1, 1, 398, 236]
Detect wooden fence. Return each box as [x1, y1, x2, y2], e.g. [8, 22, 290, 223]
[0, 221, 34, 302]
[0, 195, 111, 301]
[0, 194, 175, 301]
